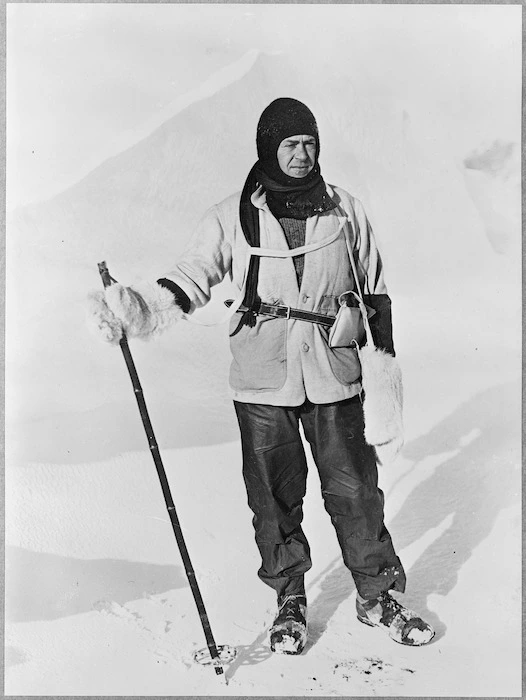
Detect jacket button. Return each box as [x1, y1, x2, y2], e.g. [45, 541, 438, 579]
[302, 343, 309, 352]
[302, 294, 309, 303]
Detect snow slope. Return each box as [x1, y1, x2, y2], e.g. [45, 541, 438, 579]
[5, 47, 521, 696]
[5, 380, 521, 695]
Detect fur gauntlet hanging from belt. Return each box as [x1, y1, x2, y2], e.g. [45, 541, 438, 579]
[354, 294, 404, 466]
[358, 344, 404, 466]
[87, 281, 184, 345]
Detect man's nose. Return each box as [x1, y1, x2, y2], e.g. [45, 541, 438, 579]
[295, 143, 310, 160]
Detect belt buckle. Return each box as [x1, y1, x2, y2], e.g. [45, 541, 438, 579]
[265, 303, 291, 319]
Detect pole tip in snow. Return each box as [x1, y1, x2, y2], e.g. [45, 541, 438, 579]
[194, 645, 236, 683]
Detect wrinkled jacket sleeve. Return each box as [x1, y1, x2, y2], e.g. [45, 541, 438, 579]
[161, 205, 233, 313]
[351, 199, 395, 356]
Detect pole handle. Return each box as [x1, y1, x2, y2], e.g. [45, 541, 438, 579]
[98, 260, 119, 289]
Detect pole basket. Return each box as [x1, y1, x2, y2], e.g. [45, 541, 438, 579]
[194, 645, 237, 666]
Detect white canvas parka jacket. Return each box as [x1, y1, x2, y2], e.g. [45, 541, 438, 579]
[164, 184, 390, 406]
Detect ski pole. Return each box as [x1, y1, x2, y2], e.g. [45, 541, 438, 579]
[98, 261, 235, 683]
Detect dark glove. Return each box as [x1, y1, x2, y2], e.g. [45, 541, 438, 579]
[363, 294, 395, 356]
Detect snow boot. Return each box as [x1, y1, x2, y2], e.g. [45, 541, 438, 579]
[269, 594, 307, 655]
[356, 591, 434, 646]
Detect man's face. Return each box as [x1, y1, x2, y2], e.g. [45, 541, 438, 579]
[276, 134, 317, 178]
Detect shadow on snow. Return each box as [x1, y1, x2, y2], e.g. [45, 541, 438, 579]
[5, 546, 186, 623]
[305, 381, 520, 649]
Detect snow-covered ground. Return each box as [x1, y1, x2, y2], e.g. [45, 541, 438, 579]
[5, 6, 522, 696]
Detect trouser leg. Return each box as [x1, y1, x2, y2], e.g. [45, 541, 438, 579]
[234, 401, 311, 599]
[300, 396, 406, 599]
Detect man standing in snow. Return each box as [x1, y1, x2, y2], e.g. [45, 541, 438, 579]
[89, 98, 434, 654]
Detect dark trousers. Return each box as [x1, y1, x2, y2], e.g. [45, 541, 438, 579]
[234, 396, 406, 601]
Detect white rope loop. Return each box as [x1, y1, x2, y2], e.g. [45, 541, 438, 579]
[182, 218, 348, 327]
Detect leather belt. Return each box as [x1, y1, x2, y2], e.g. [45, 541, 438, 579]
[225, 299, 336, 327]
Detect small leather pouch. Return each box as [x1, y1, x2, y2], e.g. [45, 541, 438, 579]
[328, 291, 374, 348]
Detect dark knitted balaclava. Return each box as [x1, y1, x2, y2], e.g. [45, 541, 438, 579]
[256, 97, 320, 186]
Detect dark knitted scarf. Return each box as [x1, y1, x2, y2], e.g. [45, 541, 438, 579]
[258, 166, 335, 220]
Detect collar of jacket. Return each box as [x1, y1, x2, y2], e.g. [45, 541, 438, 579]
[250, 184, 336, 211]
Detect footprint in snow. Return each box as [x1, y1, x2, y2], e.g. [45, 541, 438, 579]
[334, 657, 415, 688]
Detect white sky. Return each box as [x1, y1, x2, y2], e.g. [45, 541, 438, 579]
[6, 3, 522, 210]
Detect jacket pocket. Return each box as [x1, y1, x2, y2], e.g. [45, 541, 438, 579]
[318, 324, 362, 386]
[228, 315, 288, 392]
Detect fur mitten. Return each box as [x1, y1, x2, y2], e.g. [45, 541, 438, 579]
[87, 289, 124, 345]
[87, 282, 184, 344]
[358, 345, 404, 465]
